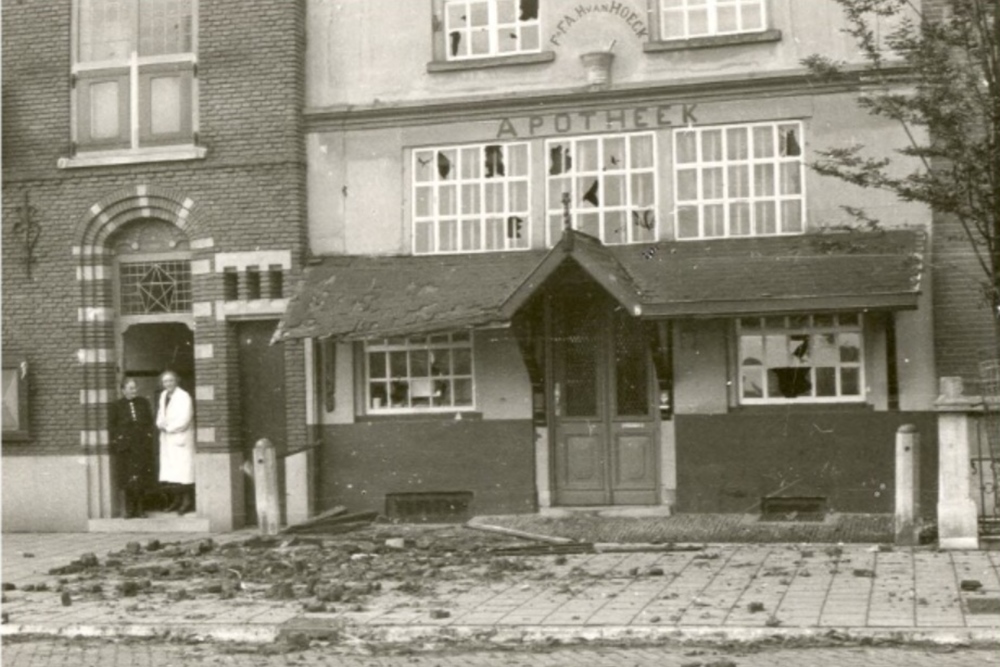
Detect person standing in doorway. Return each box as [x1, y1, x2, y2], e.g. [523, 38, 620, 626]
[156, 370, 196, 515]
[108, 378, 155, 518]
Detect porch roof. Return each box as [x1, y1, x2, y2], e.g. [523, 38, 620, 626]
[277, 228, 924, 341]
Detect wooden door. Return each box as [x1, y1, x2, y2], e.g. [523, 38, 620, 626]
[551, 294, 657, 506]
[237, 320, 286, 524]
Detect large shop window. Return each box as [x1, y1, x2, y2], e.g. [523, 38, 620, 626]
[674, 121, 804, 239]
[738, 314, 865, 404]
[546, 133, 657, 245]
[413, 142, 531, 254]
[365, 333, 475, 413]
[73, 0, 196, 153]
[658, 0, 766, 40]
[443, 0, 540, 60]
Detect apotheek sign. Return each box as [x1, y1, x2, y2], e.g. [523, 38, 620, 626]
[496, 104, 699, 139]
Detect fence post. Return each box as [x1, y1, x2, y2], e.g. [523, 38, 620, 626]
[253, 438, 281, 536]
[936, 377, 979, 550]
[895, 424, 920, 546]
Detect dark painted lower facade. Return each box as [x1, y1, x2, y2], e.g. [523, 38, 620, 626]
[675, 411, 938, 517]
[318, 419, 536, 517]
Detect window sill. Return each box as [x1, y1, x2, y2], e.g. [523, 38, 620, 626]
[644, 29, 782, 53]
[735, 402, 871, 412]
[358, 411, 482, 423]
[58, 145, 208, 169]
[427, 51, 555, 73]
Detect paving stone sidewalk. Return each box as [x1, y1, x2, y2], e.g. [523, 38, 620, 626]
[2, 530, 999, 648]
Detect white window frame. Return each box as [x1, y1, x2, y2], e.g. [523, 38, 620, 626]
[364, 333, 476, 414]
[545, 132, 659, 247]
[443, 0, 541, 61]
[737, 314, 866, 405]
[658, 0, 767, 41]
[71, 0, 198, 155]
[412, 141, 531, 255]
[673, 121, 805, 240]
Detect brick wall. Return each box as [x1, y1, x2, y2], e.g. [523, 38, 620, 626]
[2, 0, 308, 456]
[931, 210, 999, 387]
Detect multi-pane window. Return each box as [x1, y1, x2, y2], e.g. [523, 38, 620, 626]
[659, 0, 766, 40]
[413, 142, 530, 254]
[365, 333, 475, 413]
[674, 122, 804, 239]
[73, 0, 196, 151]
[119, 260, 192, 315]
[546, 133, 657, 245]
[738, 314, 864, 403]
[444, 0, 540, 60]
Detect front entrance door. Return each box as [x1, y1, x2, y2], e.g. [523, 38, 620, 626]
[236, 320, 287, 525]
[550, 288, 658, 505]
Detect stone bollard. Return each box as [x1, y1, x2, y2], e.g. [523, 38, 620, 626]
[253, 438, 281, 536]
[936, 377, 979, 550]
[894, 424, 920, 546]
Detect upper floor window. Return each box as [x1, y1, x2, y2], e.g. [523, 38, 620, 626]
[546, 133, 657, 246]
[674, 121, 804, 239]
[738, 314, 864, 404]
[365, 333, 475, 413]
[659, 0, 765, 40]
[444, 0, 540, 60]
[413, 142, 531, 254]
[73, 0, 196, 153]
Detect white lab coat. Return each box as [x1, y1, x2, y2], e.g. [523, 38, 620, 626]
[157, 386, 195, 485]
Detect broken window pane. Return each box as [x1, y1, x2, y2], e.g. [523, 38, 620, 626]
[779, 125, 801, 156]
[581, 180, 600, 207]
[483, 144, 505, 177]
[518, 0, 538, 21]
[549, 144, 572, 175]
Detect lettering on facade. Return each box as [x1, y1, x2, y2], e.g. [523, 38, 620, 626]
[550, 2, 649, 47]
[496, 104, 699, 139]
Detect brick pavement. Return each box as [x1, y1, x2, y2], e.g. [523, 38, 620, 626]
[1, 533, 999, 648]
[0, 638, 996, 667]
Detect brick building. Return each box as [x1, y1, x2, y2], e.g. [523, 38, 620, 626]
[2, 0, 307, 531]
[277, 0, 946, 520]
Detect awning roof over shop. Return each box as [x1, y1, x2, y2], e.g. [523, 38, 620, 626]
[277, 228, 924, 341]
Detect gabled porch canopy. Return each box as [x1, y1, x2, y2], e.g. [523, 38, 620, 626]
[276, 228, 925, 342]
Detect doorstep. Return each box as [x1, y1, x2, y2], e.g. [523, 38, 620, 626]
[88, 514, 210, 533]
[539, 505, 673, 518]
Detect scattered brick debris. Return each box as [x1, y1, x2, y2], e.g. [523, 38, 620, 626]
[747, 601, 765, 613]
[853, 569, 875, 578]
[429, 609, 450, 619]
[966, 597, 1000, 614]
[960, 579, 983, 591]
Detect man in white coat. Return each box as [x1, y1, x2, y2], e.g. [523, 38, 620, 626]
[157, 370, 196, 515]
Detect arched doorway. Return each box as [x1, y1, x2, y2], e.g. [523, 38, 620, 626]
[109, 219, 195, 515]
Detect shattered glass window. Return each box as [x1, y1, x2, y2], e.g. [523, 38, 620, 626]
[675, 121, 804, 239]
[545, 133, 657, 246]
[413, 142, 530, 254]
[660, 0, 765, 41]
[444, 0, 541, 60]
[738, 314, 865, 404]
[365, 333, 475, 413]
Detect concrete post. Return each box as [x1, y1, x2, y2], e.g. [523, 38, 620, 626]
[936, 377, 979, 550]
[894, 424, 920, 546]
[253, 438, 281, 536]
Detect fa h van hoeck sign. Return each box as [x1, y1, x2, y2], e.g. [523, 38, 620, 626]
[550, 2, 650, 46]
[496, 105, 700, 139]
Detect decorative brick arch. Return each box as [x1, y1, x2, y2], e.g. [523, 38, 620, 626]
[74, 185, 207, 452]
[74, 184, 205, 252]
